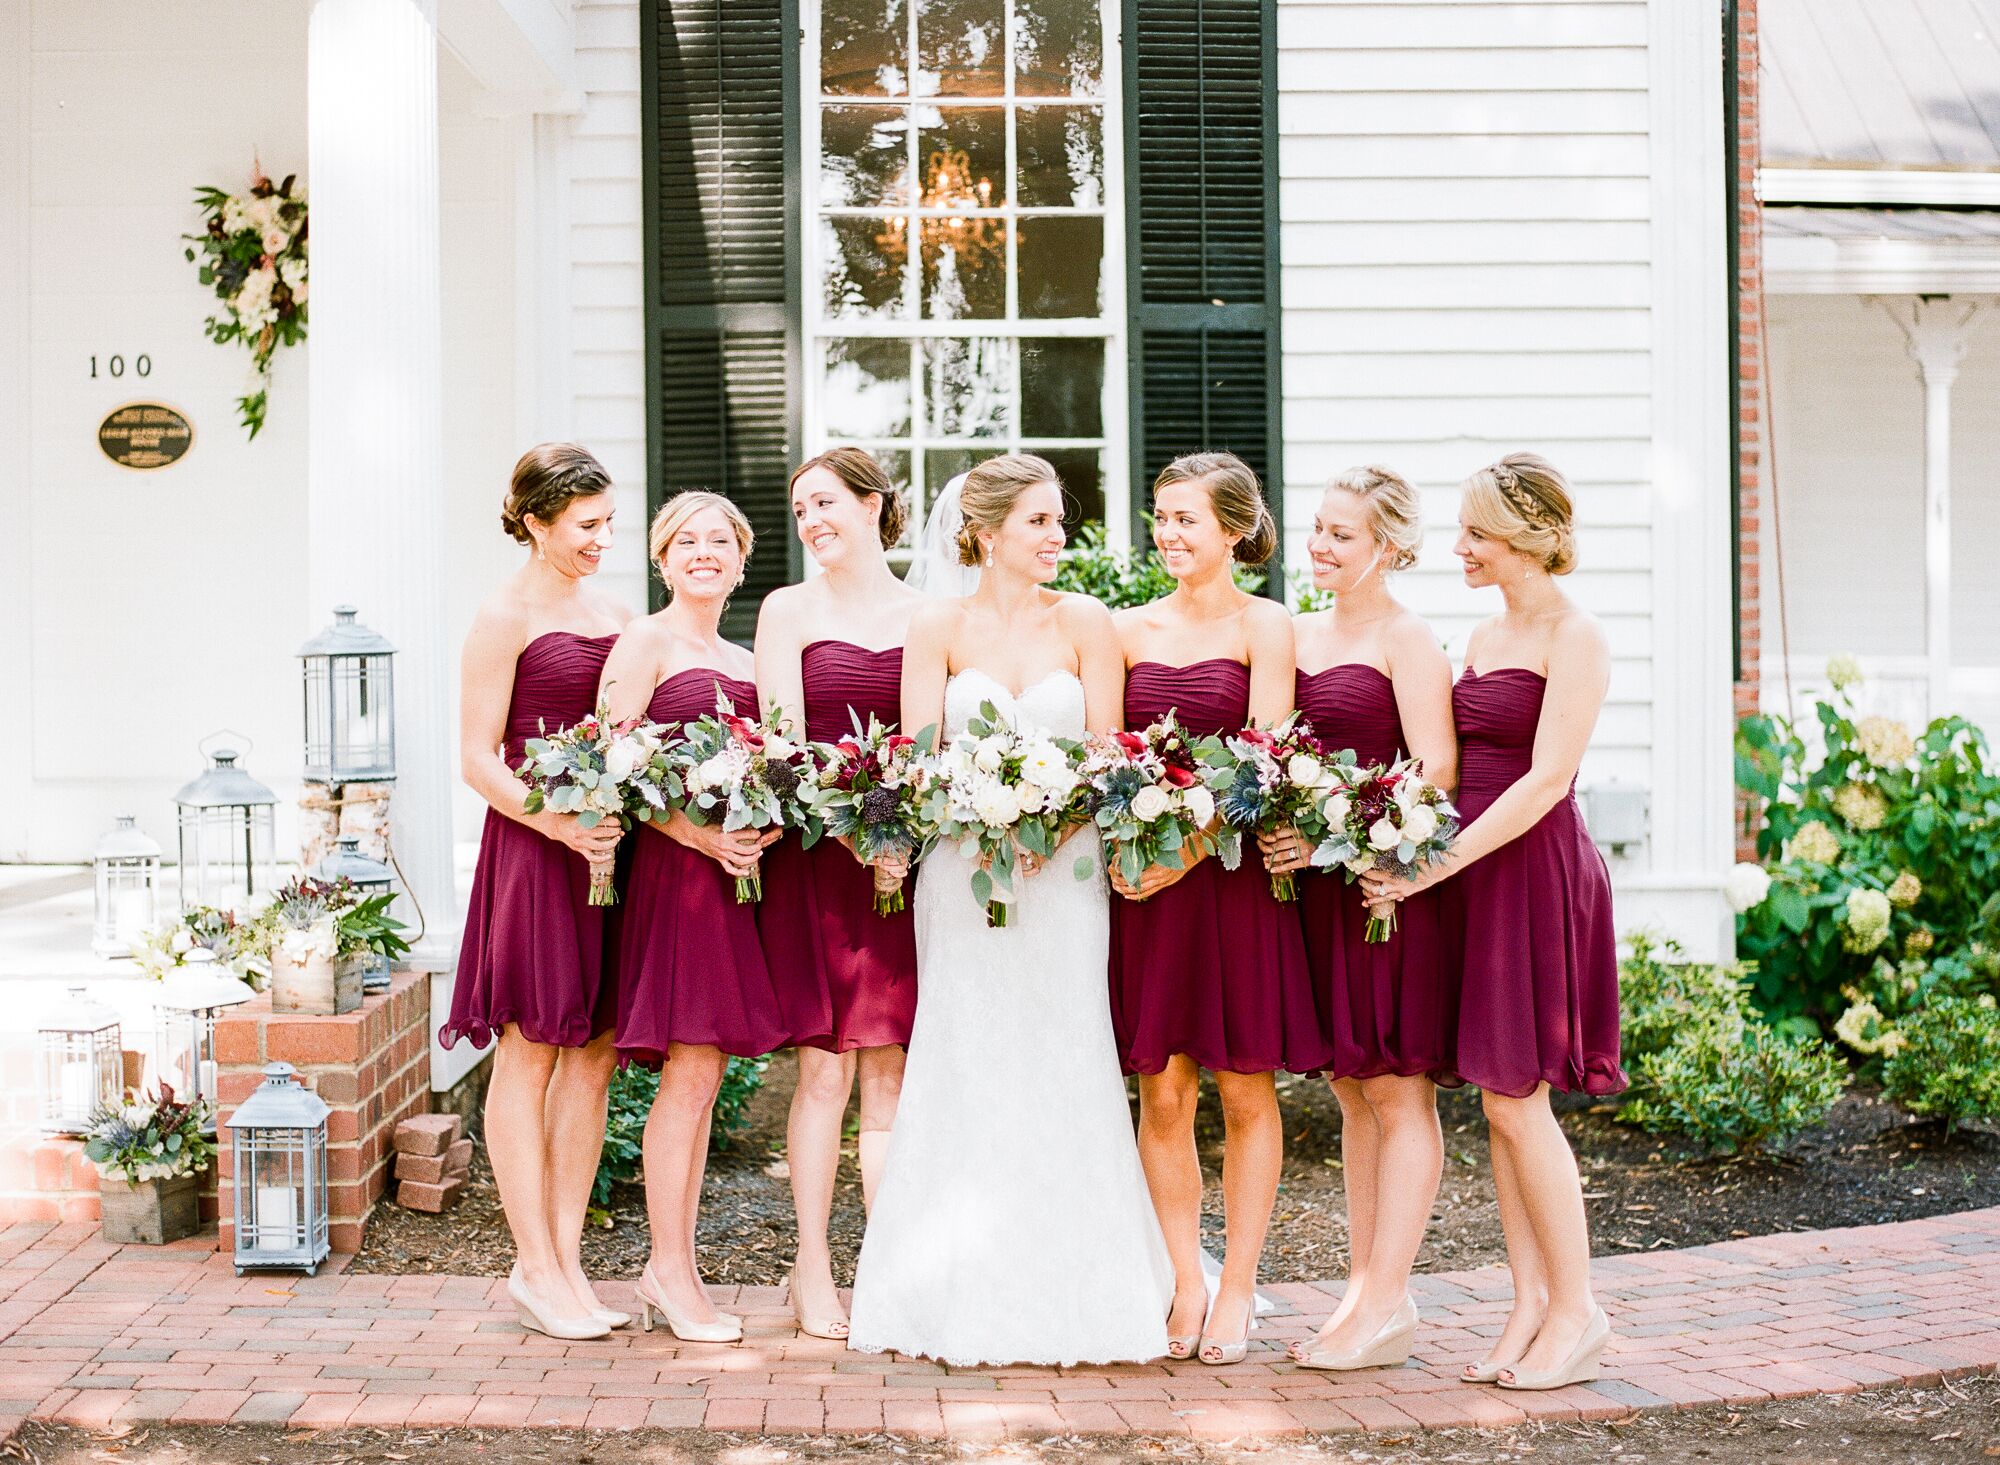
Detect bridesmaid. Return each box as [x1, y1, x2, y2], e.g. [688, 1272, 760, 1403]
[599, 490, 787, 1343]
[443, 443, 634, 1341]
[755, 448, 926, 1341]
[1108, 451, 1327, 1367]
[1263, 467, 1458, 1372]
[1362, 453, 1623, 1391]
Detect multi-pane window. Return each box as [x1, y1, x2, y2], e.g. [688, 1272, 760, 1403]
[804, 0, 1123, 543]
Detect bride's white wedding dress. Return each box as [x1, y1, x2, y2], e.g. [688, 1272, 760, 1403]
[846, 668, 1173, 1366]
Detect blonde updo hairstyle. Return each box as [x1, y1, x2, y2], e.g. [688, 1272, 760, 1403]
[954, 452, 1060, 566]
[648, 490, 756, 597]
[1329, 464, 1422, 572]
[1153, 451, 1278, 566]
[501, 442, 613, 545]
[1460, 452, 1577, 575]
[790, 447, 909, 550]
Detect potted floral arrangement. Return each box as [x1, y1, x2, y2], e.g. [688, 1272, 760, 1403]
[243, 876, 410, 1016]
[129, 904, 264, 989]
[84, 1086, 216, 1245]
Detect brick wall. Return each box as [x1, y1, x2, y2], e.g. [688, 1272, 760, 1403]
[214, 971, 430, 1255]
[1734, 0, 1764, 859]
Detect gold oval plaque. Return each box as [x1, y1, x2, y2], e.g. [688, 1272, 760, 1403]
[99, 401, 194, 470]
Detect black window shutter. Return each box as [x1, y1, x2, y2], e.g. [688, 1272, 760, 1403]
[1122, 0, 1283, 587]
[643, 0, 803, 638]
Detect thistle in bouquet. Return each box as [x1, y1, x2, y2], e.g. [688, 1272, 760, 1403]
[517, 699, 661, 906]
[671, 695, 820, 903]
[1081, 715, 1224, 898]
[919, 702, 1085, 928]
[1216, 714, 1354, 902]
[804, 714, 937, 916]
[1316, 757, 1459, 942]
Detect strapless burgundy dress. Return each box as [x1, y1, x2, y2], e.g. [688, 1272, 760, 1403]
[1447, 669, 1625, 1096]
[1296, 665, 1457, 1084]
[443, 631, 620, 1051]
[1108, 660, 1328, 1075]
[614, 670, 796, 1068]
[760, 641, 918, 1051]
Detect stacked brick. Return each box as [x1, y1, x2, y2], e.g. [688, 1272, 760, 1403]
[393, 1113, 472, 1213]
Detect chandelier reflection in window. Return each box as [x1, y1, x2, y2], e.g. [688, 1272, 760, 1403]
[875, 145, 1008, 319]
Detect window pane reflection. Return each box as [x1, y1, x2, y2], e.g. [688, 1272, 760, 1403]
[821, 216, 911, 319]
[821, 106, 911, 209]
[822, 339, 914, 440]
[1021, 339, 1104, 438]
[1015, 0, 1103, 97]
[1016, 106, 1102, 209]
[822, 0, 909, 95]
[924, 337, 1015, 438]
[917, 105, 1005, 209]
[916, 0, 1005, 96]
[921, 218, 1008, 319]
[1017, 215, 1102, 317]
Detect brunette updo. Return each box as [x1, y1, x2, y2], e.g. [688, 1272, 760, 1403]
[789, 447, 908, 549]
[1152, 451, 1278, 566]
[1460, 452, 1577, 575]
[1329, 464, 1423, 572]
[954, 453, 1060, 566]
[501, 442, 613, 545]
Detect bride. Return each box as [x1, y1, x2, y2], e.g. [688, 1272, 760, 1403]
[845, 454, 1174, 1366]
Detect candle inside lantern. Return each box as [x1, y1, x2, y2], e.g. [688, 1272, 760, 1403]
[199, 1058, 217, 1102]
[59, 1060, 92, 1119]
[253, 1184, 298, 1248]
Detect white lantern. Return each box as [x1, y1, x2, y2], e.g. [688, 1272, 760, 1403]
[226, 1062, 331, 1274]
[152, 950, 254, 1132]
[93, 815, 163, 958]
[36, 986, 122, 1135]
[173, 741, 278, 909]
[300, 606, 397, 784]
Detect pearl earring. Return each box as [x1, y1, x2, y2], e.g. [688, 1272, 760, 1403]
[984, 545, 993, 568]
[536, 541, 546, 562]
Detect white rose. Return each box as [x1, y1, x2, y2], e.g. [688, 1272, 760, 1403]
[1347, 852, 1376, 875]
[974, 738, 1006, 774]
[1724, 861, 1772, 913]
[1130, 785, 1172, 823]
[1402, 805, 1439, 844]
[1183, 784, 1215, 827]
[261, 225, 289, 256]
[170, 928, 195, 955]
[1287, 754, 1323, 788]
[1014, 784, 1047, 816]
[603, 737, 641, 784]
[696, 753, 737, 792]
[765, 734, 799, 763]
[1321, 792, 1352, 828]
[1368, 817, 1401, 852]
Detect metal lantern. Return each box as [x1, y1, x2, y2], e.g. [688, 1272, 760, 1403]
[173, 740, 278, 909]
[152, 950, 254, 1132]
[300, 605, 397, 784]
[92, 815, 162, 958]
[312, 835, 396, 992]
[36, 986, 122, 1135]
[225, 1061, 330, 1275]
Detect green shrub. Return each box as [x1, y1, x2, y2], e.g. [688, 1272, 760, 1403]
[1051, 521, 1264, 610]
[591, 1056, 769, 1212]
[1882, 995, 2000, 1135]
[1622, 1021, 1847, 1155]
[1618, 931, 1754, 1076]
[1735, 661, 2000, 1027]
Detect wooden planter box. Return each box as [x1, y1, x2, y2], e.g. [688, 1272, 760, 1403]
[100, 1172, 201, 1245]
[270, 950, 361, 1016]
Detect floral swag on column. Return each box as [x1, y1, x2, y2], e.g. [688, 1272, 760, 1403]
[182, 164, 309, 440]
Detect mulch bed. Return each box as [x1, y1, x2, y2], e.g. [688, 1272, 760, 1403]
[352, 1051, 2000, 1286]
[13, 1374, 1998, 1462]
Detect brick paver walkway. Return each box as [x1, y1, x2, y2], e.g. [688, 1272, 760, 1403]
[1, 1208, 1996, 1442]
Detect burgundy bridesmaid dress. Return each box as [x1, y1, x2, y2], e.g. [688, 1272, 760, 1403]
[443, 631, 621, 1050]
[1295, 666, 1457, 1084]
[1109, 659, 1329, 1076]
[1447, 669, 1626, 1096]
[759, 641, 918, 1051]
[613, 670, 796, 1068]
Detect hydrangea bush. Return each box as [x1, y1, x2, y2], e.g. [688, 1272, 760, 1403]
[1734, 658, 2000, 1029]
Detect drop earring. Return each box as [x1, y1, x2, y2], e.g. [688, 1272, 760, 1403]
[536, 540, 547, 562]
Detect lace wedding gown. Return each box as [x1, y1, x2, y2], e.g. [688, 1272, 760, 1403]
[846, 669, 1174, 1366]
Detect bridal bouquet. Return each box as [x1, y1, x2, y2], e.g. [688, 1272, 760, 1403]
[1080, 715, 1225, 897]
[920, 702, 1085, 928]
[517, 700, 666, 905]
[670, 696, 820, 903]
[1216, 715, 1354, 902]
[1315, 758, 1460, 941]
[802, 715, 936, 916]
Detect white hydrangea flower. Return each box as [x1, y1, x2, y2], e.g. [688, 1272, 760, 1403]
[1826, 654, 1864, 691]
[1724, 862, 1772, 913]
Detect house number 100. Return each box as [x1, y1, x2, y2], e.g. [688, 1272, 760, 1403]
[90, 354, 152, 379]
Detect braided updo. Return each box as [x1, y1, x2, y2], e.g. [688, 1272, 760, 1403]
[501, 443, 613, 545]
[954, 453, 1060, 566]
[1460, 452, 1577, 575]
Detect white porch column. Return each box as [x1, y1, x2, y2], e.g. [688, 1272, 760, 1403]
[306, 0, 457, 969]
[1883, 298, 1980, 716]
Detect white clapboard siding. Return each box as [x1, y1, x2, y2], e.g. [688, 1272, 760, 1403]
[1277, 0, 1654, 792]
[567, 0, 649, 608]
